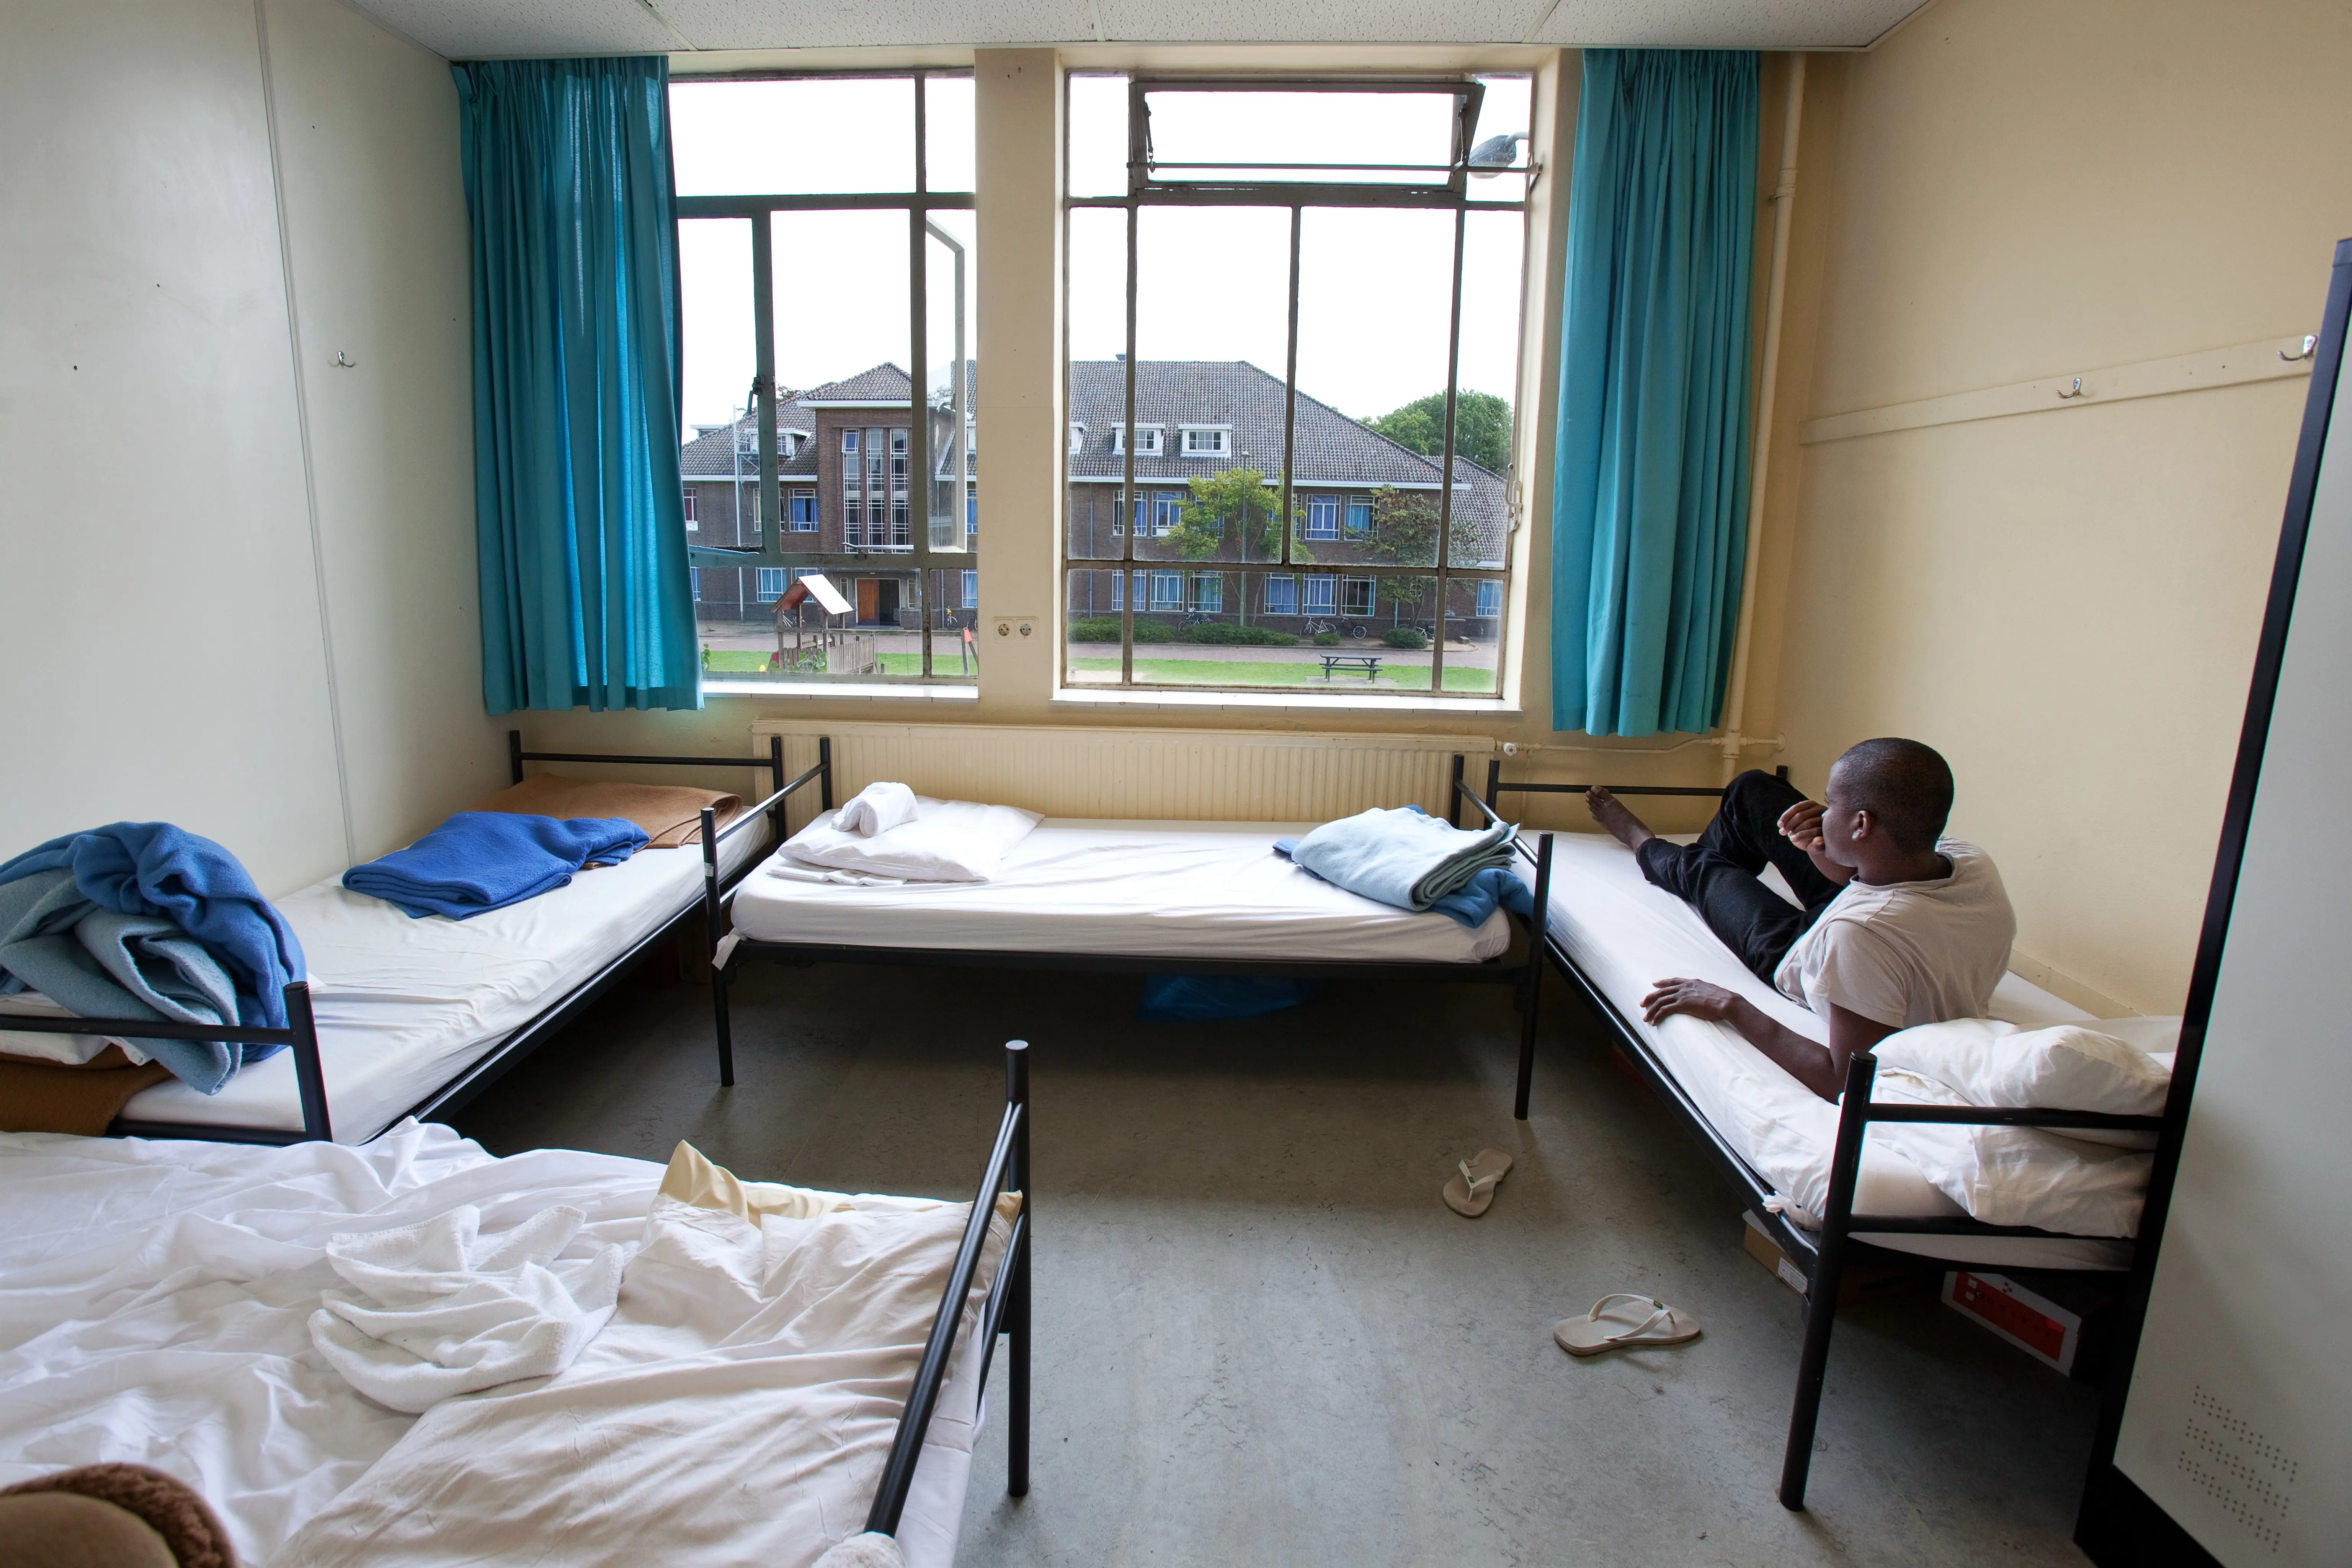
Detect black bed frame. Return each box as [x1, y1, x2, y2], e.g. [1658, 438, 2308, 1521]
[1466, 764, 2178, 1510]
[864, 1038, 1035, 1539]
[698, 740, 1562, 1118]
[7, 732, 794, 1145]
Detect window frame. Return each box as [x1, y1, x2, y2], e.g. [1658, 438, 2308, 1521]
[677, 69, 976, 686]
[1061, 70, 1522, 697]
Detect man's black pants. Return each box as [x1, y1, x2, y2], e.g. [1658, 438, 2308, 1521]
[1634, 770, 1846, 983]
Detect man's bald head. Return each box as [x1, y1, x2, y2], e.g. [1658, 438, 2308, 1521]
[1829, 738, 1954, 852]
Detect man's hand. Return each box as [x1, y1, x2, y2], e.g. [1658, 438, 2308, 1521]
[1777, 799, 1826, 853]
[1641, 977, 1740, 1026]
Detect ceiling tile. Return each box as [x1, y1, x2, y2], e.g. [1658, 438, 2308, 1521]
[350, 0, 680, 57]
[1528, 0, 1926, 48]
[657, 0, 1099, 49]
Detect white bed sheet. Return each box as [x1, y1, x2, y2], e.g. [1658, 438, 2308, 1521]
[1517, 831, 2133, 1270]
[0, 1124, 988, 1568]
[731, 818, 1511, 964]
[119, 830, 768, 1143]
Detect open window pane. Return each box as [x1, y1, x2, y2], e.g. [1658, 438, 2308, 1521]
[926, 209, 975, 557]
[1466, 74, 1532, 203]
[1140, 87, 1462, 185]
[680, 217, 757, 630]
[671, 78, 915, 197]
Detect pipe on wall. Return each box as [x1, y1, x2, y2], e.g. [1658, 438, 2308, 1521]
[1717, 52, 1806, 782]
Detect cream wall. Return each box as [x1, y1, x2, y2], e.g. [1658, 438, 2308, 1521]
[1766, 0, 2352, 1013]
[0, 0, 497, 895]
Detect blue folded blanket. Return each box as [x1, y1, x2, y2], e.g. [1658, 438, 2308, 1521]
[1276, 805, 1520, 923]
[0, 822, 306, 1031]
[343, 813, 648, 920]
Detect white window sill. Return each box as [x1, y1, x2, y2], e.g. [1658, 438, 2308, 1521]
[702, 680, 979, 702]
[1051, 687, 1520, 718]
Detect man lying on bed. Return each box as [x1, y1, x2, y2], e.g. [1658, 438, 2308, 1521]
[1584, 738, 2016, 1104]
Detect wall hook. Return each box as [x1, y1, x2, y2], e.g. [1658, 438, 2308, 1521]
[2282, 335, 2317, 363]
[333, 350, 358, 368]
[2056, 376, 2084, 400]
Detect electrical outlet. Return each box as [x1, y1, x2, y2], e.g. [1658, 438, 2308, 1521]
[993, 616, 1039, 640]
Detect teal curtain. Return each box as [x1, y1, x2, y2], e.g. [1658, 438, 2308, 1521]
[455, 57, 699, 713]
[1552, 49, 1758, 737]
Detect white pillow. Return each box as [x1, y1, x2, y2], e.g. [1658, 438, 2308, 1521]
[1869, 1067, 2154, 1236]
[780, 796, 1042, 883]
[1872, 1016, 2172, 1120]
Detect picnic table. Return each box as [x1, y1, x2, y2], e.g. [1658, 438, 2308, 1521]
[1319, 654, 1382, 681]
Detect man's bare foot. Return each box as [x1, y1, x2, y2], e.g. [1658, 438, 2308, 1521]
[1585, 786, 1656, 852]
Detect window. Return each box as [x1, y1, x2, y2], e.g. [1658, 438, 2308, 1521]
[1111, 488, 1126, 536]
[966, 495, 978, 535]
[1149, 572, 1184, 610]
[1062, 72, 1526, 696]
[1110, 570, 1124, 611]
[683, 489, 699, 532]
[1192, 573, 1223, 612]
[1152, 492, 1184, 537]
[961, 568, 978, 609]
[1475, 579, 1501, 618]
[1069, 423, 1086, 454]
[673, 72, 976, 682]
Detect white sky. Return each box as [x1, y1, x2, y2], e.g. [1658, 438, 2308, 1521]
[670, 75, 1530, 438]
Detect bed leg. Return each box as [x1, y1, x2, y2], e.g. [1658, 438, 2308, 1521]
[712, 965, 736, 1088]
[1779, 1052, 1876, 1509]
[1514, 833, 1553, 1121]
[1006, 1040, 1032, 1499]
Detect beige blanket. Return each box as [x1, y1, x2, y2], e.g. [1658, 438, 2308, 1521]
[468, 777, 743, 849]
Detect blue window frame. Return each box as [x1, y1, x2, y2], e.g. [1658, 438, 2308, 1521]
[1304, 495, 1339, 539]
[961, 568, 978, 609]
[1304, 575, 1336, 615]
[1149, 572, 1184, 611]
[789, 490, 818, 531]
[1263, 574, 1297, 615]
[1192, 573, 1222, 613]
[1475, 579, 1502, 617]
[1152, 492, 1184, 536]
[755, 567, 788, 602]
[1345, 498, 1372, 536]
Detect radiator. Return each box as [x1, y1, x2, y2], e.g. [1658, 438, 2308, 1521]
[746, 722, 1498, 831]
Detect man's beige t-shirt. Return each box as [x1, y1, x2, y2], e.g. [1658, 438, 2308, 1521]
[1772, 840, 2017, 1029]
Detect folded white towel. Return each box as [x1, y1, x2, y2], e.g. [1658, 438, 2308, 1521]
[833, 781, 919, 837]
[309, 1204, 624, 1414]
[782, 796, 1042, 884]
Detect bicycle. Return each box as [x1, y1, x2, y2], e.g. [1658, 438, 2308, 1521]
[1302, 618, 1336, 637]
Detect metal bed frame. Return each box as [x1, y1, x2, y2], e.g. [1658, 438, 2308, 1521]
[1465, 763, 2176, 1509]
[864, 1038, 1035, 1540]
[6, 732, 794, 1145]
[701, 742, 1560, 1117]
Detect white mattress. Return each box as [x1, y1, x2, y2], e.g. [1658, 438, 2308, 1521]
[1517, 831, 2133, 1270]
[0, 1124, 988, 1568]
[730, 817, 1513, 964]
[120, 828, 768, 1143]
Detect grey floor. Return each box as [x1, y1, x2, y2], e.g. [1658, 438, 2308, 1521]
[452, 957, 2102, 1568]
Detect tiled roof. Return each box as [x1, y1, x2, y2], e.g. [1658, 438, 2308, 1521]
[800, 363, 915, 403]
[680, 385, 822, 478]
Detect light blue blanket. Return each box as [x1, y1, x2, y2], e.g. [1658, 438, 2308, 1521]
[343, 813, 648, 920]
[0, 867, 250, 1093]
[1276, 805, 1520, 919]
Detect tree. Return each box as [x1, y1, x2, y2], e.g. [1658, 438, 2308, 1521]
[1166, 468, 1313, 621]
[1363, 390, 1513, 475]
[1364, 487, 1438, 613]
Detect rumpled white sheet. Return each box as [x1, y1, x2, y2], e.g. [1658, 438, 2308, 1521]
[310, 1204, 624, 1413]
[833, 782, 919, 838]
[782, 797, 1042, 884]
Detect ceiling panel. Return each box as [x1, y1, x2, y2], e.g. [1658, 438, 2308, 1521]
[1528, 0, 1922, 47]
[355, 0, 681, 57]
[345, 0, 1933, 58]
[658, 0, 1097, 50]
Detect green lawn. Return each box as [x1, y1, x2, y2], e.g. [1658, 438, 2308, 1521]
[1067, 657, 1497, 693]
[703, 650, 961, 676]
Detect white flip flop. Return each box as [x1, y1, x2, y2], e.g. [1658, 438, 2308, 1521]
[1442, 1149, 1514, 1217]
[1553, 1293, 1702, 1357]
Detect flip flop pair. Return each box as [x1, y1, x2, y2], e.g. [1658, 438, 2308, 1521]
[1553, 1294, 1702, 1357]
[1442, 1149, 1513, 1217]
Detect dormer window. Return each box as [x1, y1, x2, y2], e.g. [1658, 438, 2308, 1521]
[1068, 422, 1086, 455]
[1179, 426, 1231, 457]
[1112, 424, 1163, 456]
